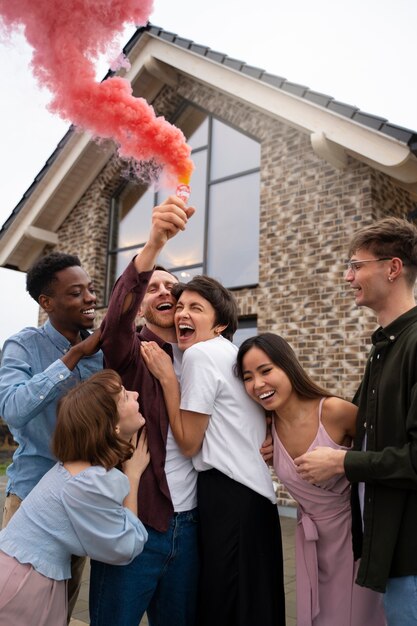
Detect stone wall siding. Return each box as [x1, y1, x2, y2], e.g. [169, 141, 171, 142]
[47, 76, 416, 508]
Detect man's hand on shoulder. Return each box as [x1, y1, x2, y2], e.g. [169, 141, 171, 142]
[62, 329, 101, 370]
[77, 329, 102, 357]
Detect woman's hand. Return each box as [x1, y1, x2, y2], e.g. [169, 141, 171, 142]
[122, 429, 150, 515]
[123, 428, 150, 480]
[260, 417, 274, 465]
[141, 341, 176, 383]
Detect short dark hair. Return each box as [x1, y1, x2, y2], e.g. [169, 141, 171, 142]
[26, 252, 82, 302]
[348, 217, 417, 285]
[52, 370, 134, 469]
[172, 275, 238, 341]
[235, 332, 330, 399]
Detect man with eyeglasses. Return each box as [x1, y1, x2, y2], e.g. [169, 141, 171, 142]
[294, 216, 417, 625]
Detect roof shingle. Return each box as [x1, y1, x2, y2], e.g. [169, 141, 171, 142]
[136, 23, 416, 153]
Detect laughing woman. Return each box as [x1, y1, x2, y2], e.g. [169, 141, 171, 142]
[235, 333, 385, 626]
[142, 276, 285, 626]
[0, 370, 149, 626]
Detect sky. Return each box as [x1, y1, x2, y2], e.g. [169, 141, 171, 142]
[0, 0, 416, 348]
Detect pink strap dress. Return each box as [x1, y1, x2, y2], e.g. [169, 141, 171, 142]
[273, 398, 385, 626]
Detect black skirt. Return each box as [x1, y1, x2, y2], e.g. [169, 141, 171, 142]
[197, 468, 286, 626]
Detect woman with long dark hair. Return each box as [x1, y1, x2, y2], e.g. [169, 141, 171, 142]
[236, 333, 385, 626]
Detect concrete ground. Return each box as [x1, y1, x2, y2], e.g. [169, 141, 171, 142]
[1, 475, 297, 625]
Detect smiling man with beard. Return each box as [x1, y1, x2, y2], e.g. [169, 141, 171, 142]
[0, 251, 103, 620]
[89, 195, 200, 626]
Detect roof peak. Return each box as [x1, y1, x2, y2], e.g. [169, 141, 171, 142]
[128, 23, 416, 152]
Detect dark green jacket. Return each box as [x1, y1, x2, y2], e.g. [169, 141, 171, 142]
[345, 306, 417, 592]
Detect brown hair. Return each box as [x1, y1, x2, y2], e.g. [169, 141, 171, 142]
[236, 333, 331, 400]
[154, 264, 179, 281]
[348, 217, 417, 285]
[172, 275, 238, 341]
[52, 370, 134, 469]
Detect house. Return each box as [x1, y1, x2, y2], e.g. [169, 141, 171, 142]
[1, 25, 417, 507]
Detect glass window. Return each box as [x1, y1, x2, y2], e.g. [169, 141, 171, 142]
[116, 186, 155, 250]
[188, 118, 209, 150]
[106, 248, 136, 290]
[207, 172, 260, 287]
[115, 249, 136, 280]
[210, 119, 261, 180]
[233, 317, 257, 347]
[174, 107, 208, 150]
[107, 105, 261, 299]
[171, 266, 203, 282]
[157, 149, 207, 270]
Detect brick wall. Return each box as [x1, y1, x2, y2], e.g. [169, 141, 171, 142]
[46, 76, 416, 508]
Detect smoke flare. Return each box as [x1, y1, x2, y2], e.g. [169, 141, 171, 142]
[0, 0, 194, 184]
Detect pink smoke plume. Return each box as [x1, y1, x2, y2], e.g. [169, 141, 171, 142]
[0, 0, 194, 185]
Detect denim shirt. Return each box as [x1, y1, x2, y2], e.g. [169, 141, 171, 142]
[0, 320, 102, 499]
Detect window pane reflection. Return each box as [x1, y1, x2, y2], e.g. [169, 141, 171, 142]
[157, 149, 207, 269]
[108, 105, 261, 300]
[117, 186, 155, 249]
[207, 172, 260, 288]
[188, 118, 209, 150]
[175, 107, 208, 150]
[171, 266, 203, 282]
[211, 119, 260, 180]
[233, 318, 257, 347]
[107, 249, 137, 289]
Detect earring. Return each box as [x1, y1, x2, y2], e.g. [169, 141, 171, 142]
[115, 425, 120, 434]
[388, 276, 394, 282]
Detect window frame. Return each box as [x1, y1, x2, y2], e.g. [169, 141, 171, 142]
[105, 102, 261, 302]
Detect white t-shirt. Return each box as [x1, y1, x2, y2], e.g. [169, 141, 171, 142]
[164, 343, 198, 512]
[180, 336, 276, 504]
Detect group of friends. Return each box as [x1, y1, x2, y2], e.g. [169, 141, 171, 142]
[0, 195, 416, 626]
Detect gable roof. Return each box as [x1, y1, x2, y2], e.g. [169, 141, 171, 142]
[2, 23, 417, 271]
[139, 25, 417, 153]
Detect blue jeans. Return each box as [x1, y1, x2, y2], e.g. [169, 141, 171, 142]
[384, 576, 417, 625]
[89, 509, 199, 626]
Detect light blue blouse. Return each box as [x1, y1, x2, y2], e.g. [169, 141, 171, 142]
[0, 463, 148, 580]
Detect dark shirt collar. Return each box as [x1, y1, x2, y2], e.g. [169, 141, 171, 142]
[139, 325, 174, 359]
[372, 305, 417, 346]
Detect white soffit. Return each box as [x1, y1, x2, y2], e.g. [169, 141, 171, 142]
[0, 133, 114, 268]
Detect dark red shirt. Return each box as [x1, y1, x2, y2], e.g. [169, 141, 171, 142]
[101, 261, 174, 532]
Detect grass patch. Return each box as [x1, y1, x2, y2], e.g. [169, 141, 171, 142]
[0, 461, 10, 476]
[0, 451, 13, 476]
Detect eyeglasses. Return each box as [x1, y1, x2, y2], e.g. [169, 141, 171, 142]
[346, 257, 392, 273]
